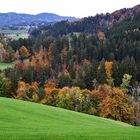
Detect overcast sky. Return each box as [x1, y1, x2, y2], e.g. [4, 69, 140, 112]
[0, 0, 139, 18]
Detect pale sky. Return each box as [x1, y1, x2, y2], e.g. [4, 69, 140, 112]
[0, 0, 139, 18]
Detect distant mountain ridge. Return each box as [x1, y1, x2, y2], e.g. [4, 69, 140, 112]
[0, 12, 77, 27]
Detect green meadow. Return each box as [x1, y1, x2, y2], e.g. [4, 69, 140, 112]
[0, 63, 14, 70]
[0, 97, 140, 140]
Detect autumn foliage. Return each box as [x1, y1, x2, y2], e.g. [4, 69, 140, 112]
[105, 61, 114, 86]
[15, 81, 39, 102]
[19, 46, 30, 58]
[1, 53, 138, 126]
[99, 85, 133, 124]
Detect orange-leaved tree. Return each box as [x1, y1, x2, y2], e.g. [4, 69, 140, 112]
[15, 81, 39, 102]
[42, 80, 59, 105]
[105, 61, 114, 86]
[19, 46, 30, 58]
[99, 86, 133, 124]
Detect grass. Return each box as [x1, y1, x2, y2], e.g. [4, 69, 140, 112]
[0, 59, 29, 70]
[0, 97, 140, 140]
[0, 62, 14, 70]
[1, 29, 29, 40]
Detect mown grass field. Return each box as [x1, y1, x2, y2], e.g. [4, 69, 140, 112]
[1, 29, 29, 40]
[0, 59, 29, 70]
[0, 97, 140, 140]
[0, 63, 14, 70]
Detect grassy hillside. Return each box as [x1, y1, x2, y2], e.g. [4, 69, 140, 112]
[0, 97, 140, 140]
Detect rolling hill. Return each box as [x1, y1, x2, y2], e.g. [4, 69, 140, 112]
[0, 97, 140, 140]
[0, 12, 77, 27]
[31, 4, 140, 37]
